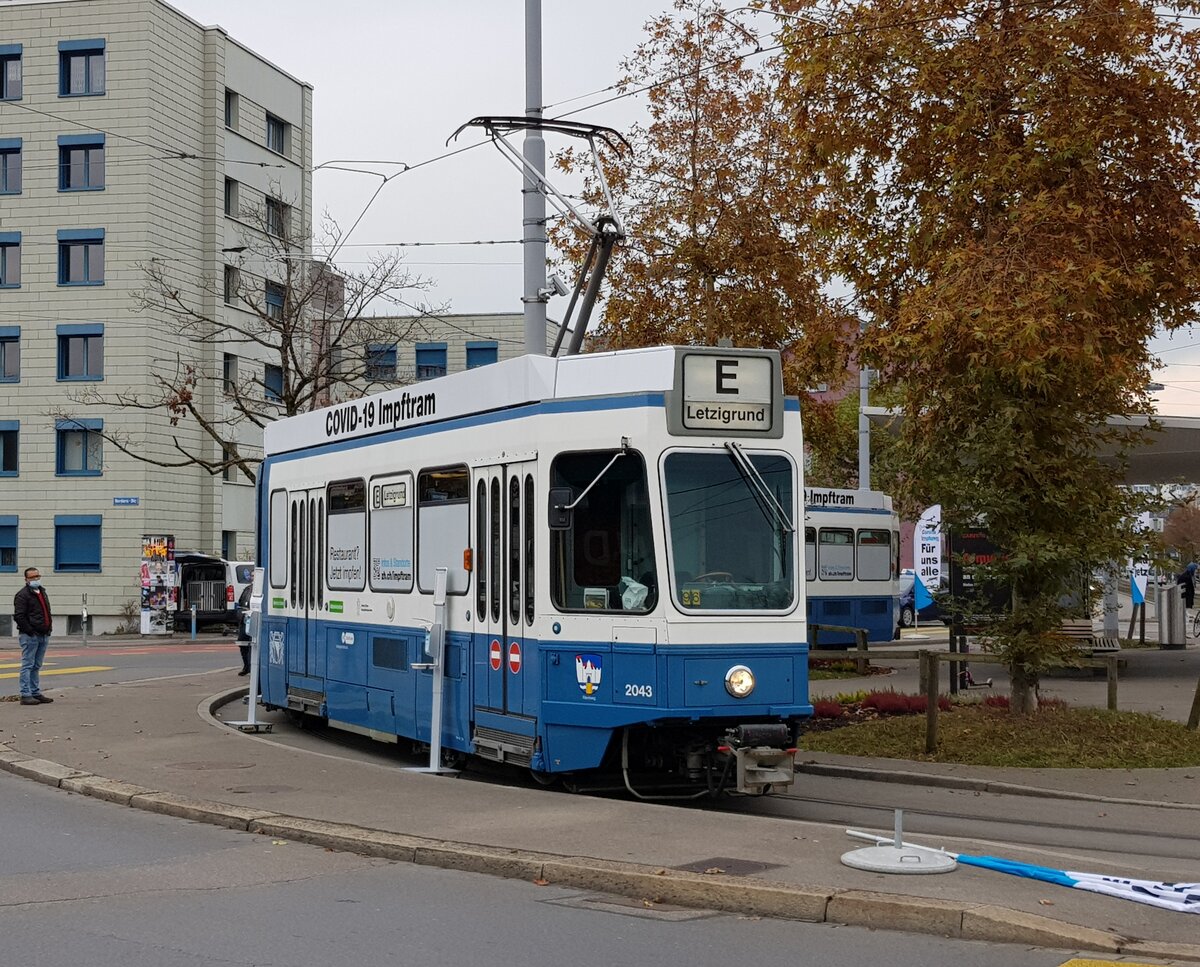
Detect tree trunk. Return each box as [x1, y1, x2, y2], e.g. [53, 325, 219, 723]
[1009, 665, 1039, 715]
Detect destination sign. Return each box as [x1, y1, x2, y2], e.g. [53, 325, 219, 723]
[681, 354, 773, 431]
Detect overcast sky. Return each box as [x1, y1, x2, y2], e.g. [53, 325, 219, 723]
[156, 1, 1200, 414]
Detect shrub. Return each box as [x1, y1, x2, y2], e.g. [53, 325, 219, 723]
[864, 689, 910, 714]
[813, 699, 845, 719]
[904, 693, 950, 713]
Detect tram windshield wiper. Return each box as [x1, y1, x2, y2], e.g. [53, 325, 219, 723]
[724, 442, 795, 534]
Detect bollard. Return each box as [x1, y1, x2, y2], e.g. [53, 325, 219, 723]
[190, 604, 197, 641]
[1106, 655, 1118, 711]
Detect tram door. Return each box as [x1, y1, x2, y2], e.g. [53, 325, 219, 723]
[474, 461, 536, 718]
[287, 488, 325, 680]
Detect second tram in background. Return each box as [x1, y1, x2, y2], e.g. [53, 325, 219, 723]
[254, 346, 810, 797]
[804, 489, 902, 646]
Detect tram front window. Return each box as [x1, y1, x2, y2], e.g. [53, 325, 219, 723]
[550, 449, 657, 613]
[664, 451, 795, 611]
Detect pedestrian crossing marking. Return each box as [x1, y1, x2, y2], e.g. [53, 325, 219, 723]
[0, 666, 112, 680]
[1060, 960, 1166, 966]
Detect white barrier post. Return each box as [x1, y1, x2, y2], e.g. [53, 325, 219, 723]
[228, 568, 270, 733]
[406, 567, 458, 775]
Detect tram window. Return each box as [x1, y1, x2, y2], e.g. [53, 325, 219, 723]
[805, 527, 816, 582]
[475, 480, 487, 617]
[369, 473, 414, 593]
[489, 478, 500, 620]
[269, 489, 287, 589]
[309, 499, 318, 609]
[509, 475, 521, 625]
[289, 500, 298, 606]
[550, 449, 657, 614]
[818, 528, 854, 581]
[857, 528, 891, 581]
[524, 474, 534, 625]
[327, 478, 367, 591]
[417, 466, 469, 594]
[892, 529, 901, 579]
[298, 501, 306, 606]
[663, 451, 795, 611]
[318, 498, 325, 608]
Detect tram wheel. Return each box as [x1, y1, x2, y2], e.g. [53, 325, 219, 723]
[529, 769, 559, 788]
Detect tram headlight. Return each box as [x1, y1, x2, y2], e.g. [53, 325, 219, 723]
[724, 665, 756, 699]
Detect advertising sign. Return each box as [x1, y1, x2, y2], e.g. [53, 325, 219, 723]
[915, 504, 943, 592]
[139, 534, 176, 635]
[948, 526, 1010, 630]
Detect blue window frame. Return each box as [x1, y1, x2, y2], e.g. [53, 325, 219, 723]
[366, 343, 397, 381]
[0, 45, 21, 100]
[0, 327, 18, 382]
[59, 39, 105, 96]
[54, 515, 102, 573]
[58, 229, 104, 285]
[0, 232, 20, 287]
[59, 134, 104, 191]
[466, 341, 498, 369]
[265, 281, 285, 321]
[0, 421, 17, 476]
[263, 364, 283, 402]
[0, 138, 21, 194]
[266, 114, 286, 154]
[0, 516, 16, 572]
[57, 324, 104, 380]
[56, 418, 103, 476]
[415, 343, 447, 381]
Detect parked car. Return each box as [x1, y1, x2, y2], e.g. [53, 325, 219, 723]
[174, 552, 254, 631]
[898, 569, 943, 627]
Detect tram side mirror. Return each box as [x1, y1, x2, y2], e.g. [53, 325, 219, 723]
[548, 487, 574, 530]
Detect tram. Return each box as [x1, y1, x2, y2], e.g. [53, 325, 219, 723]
[255, 346, 810, 796]
[804, 489, 902, 645]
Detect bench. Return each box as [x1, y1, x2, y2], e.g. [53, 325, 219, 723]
[1058, 619, 1121, 654]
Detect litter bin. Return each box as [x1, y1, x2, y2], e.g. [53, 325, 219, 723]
[1159, 582, 1187, 649]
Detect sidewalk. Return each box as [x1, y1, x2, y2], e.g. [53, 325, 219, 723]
[0, 668, 1197, 960]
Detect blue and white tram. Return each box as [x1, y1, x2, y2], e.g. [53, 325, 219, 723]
[804, 489, 902, 645]
[255, 346, 811, 795]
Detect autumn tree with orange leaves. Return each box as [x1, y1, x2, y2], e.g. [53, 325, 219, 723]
[553, 1, 857, 426]
[776, 0, 1200, 710]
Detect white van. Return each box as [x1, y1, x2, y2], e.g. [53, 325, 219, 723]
[174, 552, 255, 630]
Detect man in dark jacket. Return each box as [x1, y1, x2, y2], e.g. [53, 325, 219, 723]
[13, 567, 54, 706]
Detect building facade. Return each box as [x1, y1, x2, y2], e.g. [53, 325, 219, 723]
[356, 313, 556, 388]
[0, 0, 312, 633]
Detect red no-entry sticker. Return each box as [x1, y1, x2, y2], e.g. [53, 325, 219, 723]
[489, 638, 502, 671]
[508, 641, 522, 675]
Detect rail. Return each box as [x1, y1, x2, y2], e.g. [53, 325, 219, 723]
[808, 623, 870, 675]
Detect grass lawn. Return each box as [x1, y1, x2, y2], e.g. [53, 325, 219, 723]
[800, 703, 1200, 768]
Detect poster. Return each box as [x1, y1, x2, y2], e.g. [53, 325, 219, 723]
[140, 534, 176, 635]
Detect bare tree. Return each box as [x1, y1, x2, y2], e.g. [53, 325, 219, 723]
[62, 197, 440, 483]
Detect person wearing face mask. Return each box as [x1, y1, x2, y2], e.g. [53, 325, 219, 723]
[13, 567, 54, 706]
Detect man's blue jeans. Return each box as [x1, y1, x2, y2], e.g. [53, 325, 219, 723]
[19, 634, 49, 697]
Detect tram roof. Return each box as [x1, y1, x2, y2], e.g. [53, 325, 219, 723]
[265, 346, 781, 457]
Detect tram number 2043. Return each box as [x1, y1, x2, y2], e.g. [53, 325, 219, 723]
[624, 684, 654, 699]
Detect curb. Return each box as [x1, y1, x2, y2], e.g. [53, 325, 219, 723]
[0, 719, 1195, 959]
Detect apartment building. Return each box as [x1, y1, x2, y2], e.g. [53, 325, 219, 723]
[358, 313, 557, 387]
[0, 0, 311, 633]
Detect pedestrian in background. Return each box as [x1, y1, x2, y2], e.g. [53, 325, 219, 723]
[1178, 561, 1197, 610]
[13, 567, 54, 706]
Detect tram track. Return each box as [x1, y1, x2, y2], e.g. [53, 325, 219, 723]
[707, 780, 1200, 868]
[231, 711, 1200, 870]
